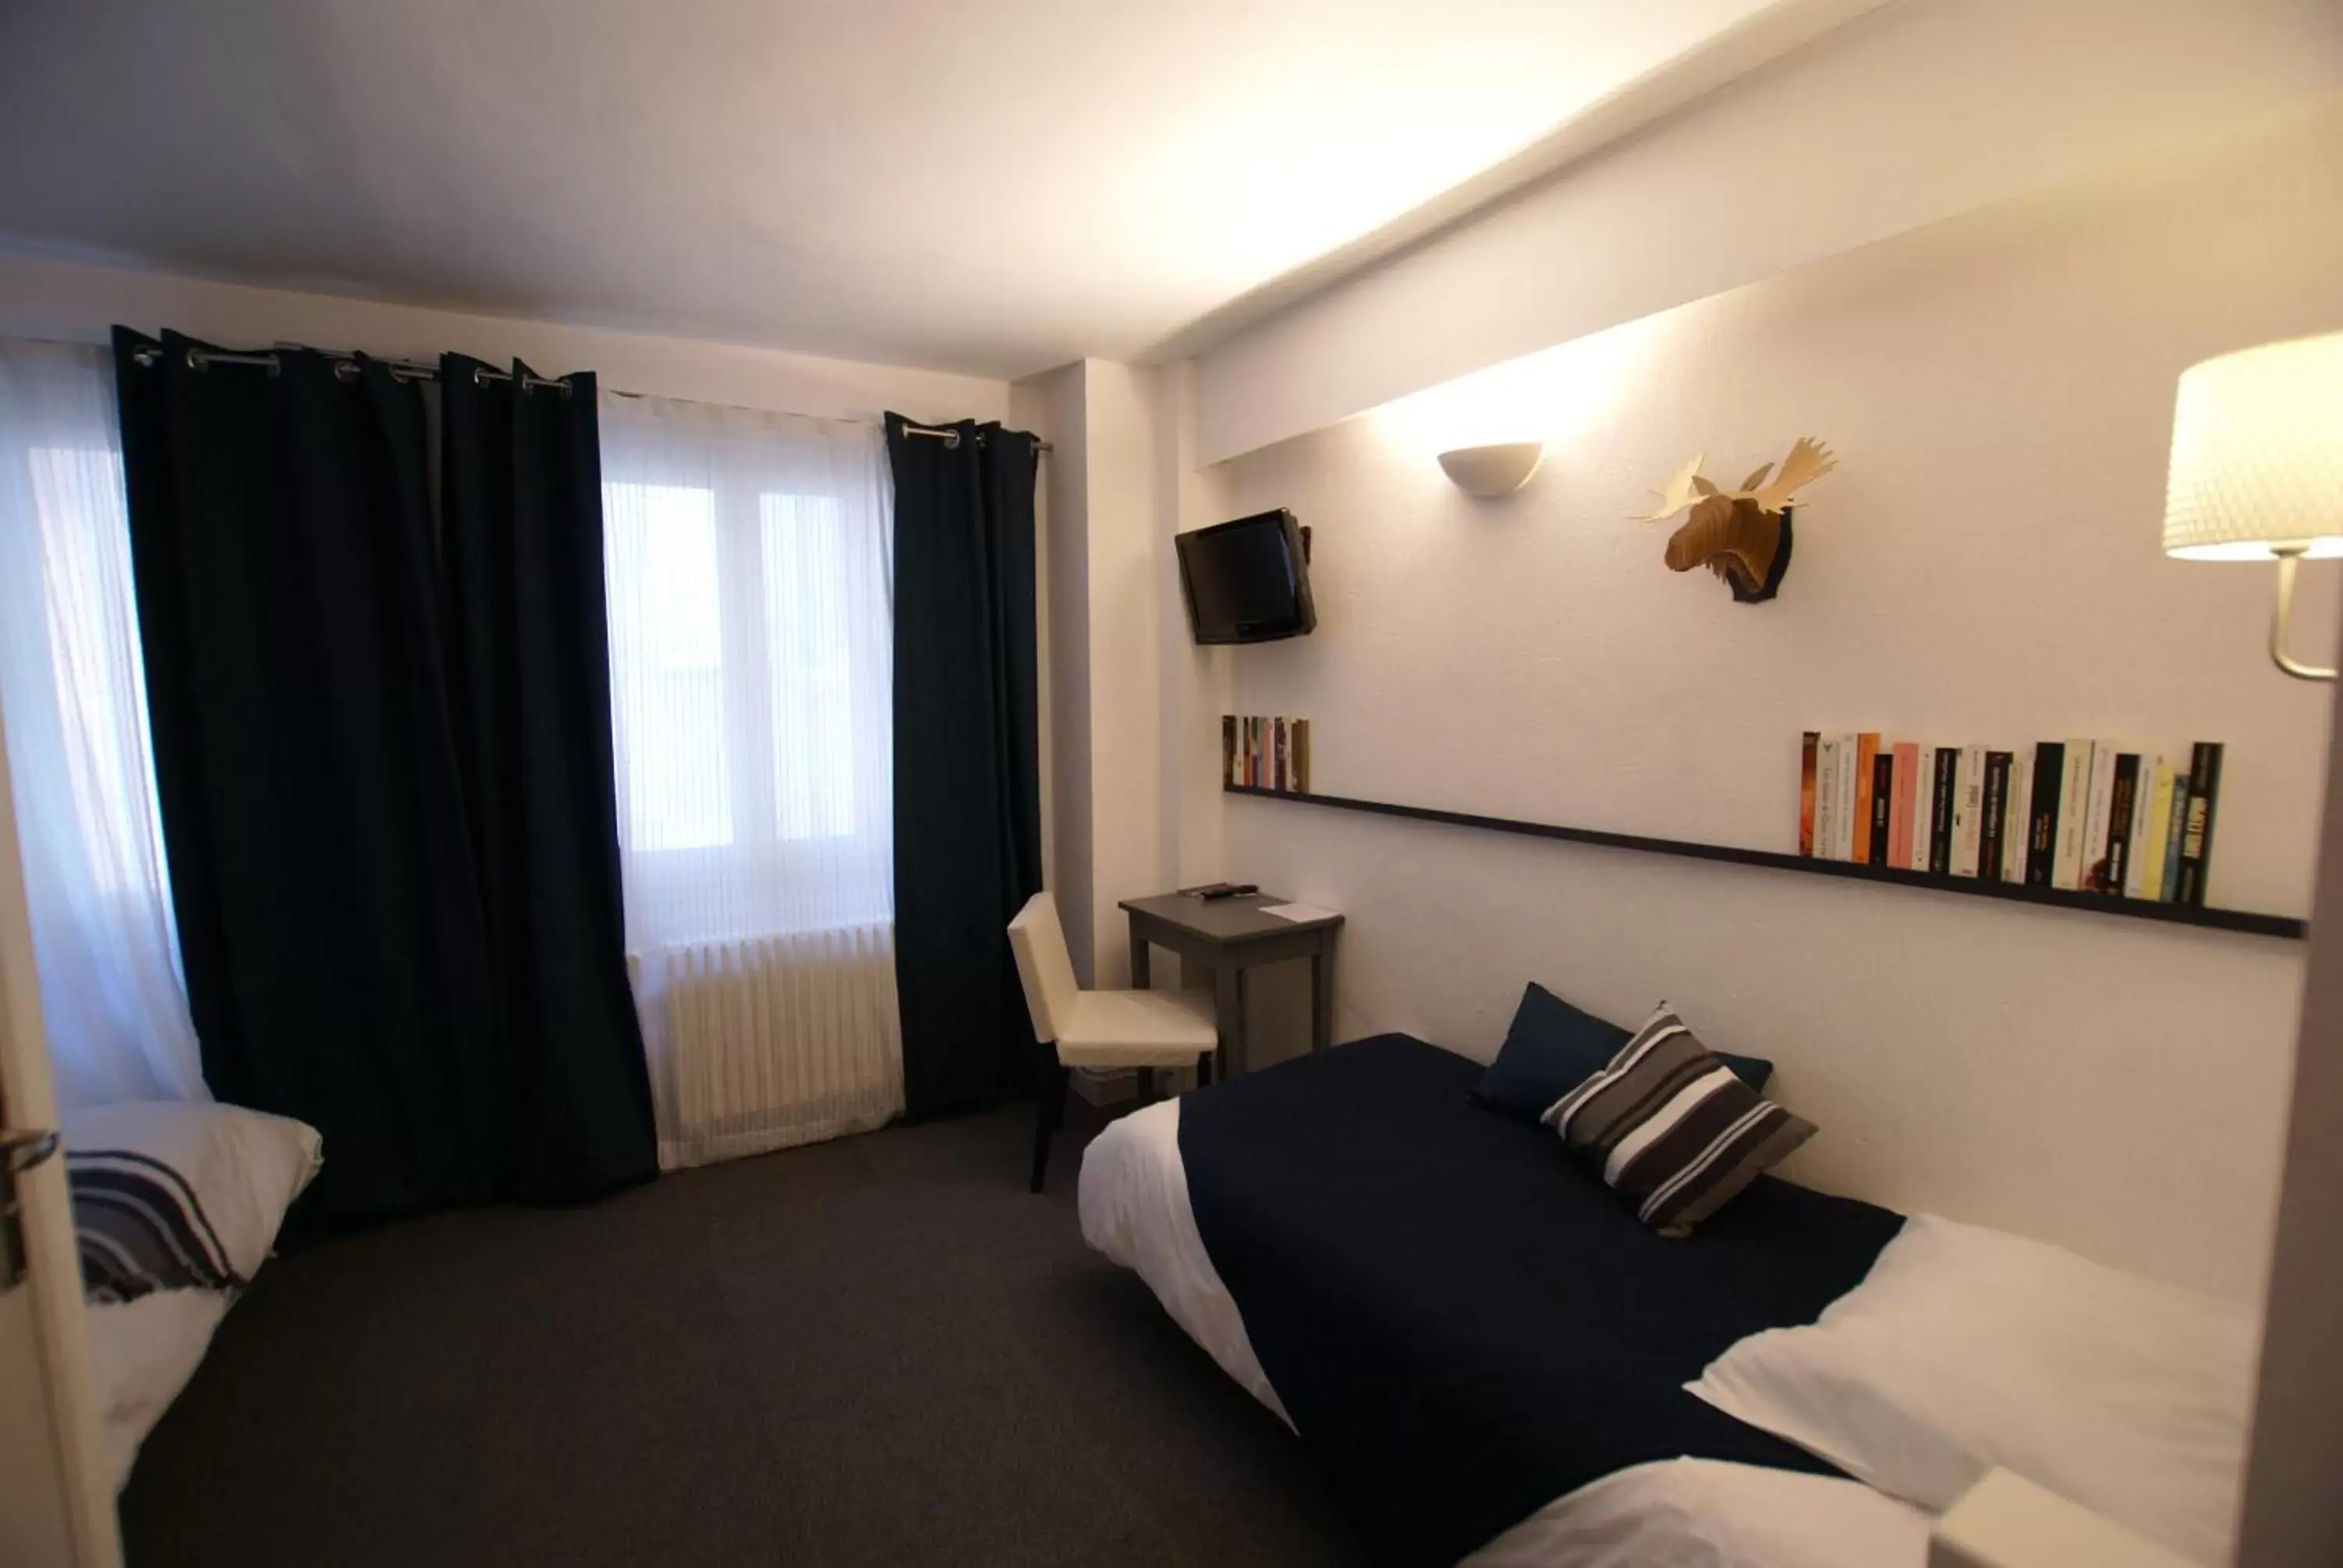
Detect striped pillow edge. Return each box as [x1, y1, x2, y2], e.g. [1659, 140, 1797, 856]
[1542, 1004, 1815, 1237]
[67, 1148, 244, 1303]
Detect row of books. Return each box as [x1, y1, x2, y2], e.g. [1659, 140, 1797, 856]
[1224, 715, 1312, 793]
[1798, 733, 2225, 906]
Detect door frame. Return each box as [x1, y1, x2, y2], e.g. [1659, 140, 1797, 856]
[0, 694, 123, 1566]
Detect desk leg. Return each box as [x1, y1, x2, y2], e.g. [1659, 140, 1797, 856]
[1311, 942, 1335, 1053]
[1214, 961, 1245, 1078]
[1128, 914, 1150, 989]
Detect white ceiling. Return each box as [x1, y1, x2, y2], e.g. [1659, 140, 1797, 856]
[0, 0, 1784, 380]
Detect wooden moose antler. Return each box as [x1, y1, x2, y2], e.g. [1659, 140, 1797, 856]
[1629, 438, 1835, 604]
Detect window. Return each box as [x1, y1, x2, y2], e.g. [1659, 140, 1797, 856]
[603, 482, 730, 851]
[598, 394, 893, 948]
[0, 340, 205, 1106]
[761, 491, 858, 840]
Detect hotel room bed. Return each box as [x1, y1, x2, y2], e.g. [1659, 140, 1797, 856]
[1078, 1033, 1931, 1567]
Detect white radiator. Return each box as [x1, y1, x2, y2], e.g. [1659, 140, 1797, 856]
[630, 921, 904, 1171]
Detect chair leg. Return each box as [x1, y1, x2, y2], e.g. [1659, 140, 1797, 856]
[1197, 1050, 1214, 1088]
[1136, 1067, 1157, 1105]
[1029, 1064, 1070, 1194]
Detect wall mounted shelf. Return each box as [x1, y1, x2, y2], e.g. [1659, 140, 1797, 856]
[1224, 784, 2306, 940]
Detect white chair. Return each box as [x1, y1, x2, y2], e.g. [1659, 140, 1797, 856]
[1007, 890, 1219, 1192]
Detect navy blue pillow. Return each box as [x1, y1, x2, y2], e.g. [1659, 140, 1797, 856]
[1471, 983, 1773, 1123]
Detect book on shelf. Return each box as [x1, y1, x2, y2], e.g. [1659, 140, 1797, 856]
[2078, 741, 2119, 894]
[2050, 739, 2091, 890]
[1869, 749, 1895, 867]
[2159, 758, 2190, 902]
[2128, 757, 2174, 900]
[1789, 731, 2226, 903]
[1224, 714, 1314, 793]
[1888, 742, 1918, 868]
[1927, 747, 1958, 875]
[1799, 732, 1820, 856]
[1950, 744, 1987, 878]
[1834, 732, 1861, 861]
[2176, 742, 2224, 907]
[1815, 738, 1842, 861]
[1852, 733, 1881, 865]
[2025, 743, 2063, 886]
[1977, 750, 2013, 883]
[1910, 744, 1939, 872]
[2103, 753, 2142, 896]
[2001, 745, 2034, 883]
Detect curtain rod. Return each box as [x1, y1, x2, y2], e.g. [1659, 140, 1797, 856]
[128, 343, 572, 394]
[897, 421, 1053, 454]
[126, 344, 1049, 451]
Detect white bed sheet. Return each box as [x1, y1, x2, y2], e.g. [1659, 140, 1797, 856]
[1076, 1099, 1932, 1568]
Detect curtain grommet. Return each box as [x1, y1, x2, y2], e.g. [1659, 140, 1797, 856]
[185, 347, 204, 372]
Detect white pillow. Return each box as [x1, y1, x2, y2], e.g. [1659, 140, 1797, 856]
[1685, 1215, 2256, 1566]
[82, 1288, 230, 1491]
[63, 1099, 323, 1281]
[1464, 1458, 1931, 1568]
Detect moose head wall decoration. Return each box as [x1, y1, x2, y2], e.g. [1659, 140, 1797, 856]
[1631, 437, 1837, 604]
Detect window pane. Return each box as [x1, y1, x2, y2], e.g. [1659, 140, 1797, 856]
[761, 492, 855, 839]
[604, 482, 732, 850]
[30, 445, 171, 905]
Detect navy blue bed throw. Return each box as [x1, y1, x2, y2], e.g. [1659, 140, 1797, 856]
[1179, 1034, 1903, 1566]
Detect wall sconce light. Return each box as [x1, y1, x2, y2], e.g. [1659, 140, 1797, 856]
[2162, 331, 2343, 681]
[1437, 442, 1545, 497]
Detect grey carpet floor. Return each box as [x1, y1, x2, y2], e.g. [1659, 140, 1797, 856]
[118, 1103, 1362, 1567]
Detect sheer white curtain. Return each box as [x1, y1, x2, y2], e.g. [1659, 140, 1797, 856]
[0, 338, 205, 1108]
[599, 390, 901, 1167]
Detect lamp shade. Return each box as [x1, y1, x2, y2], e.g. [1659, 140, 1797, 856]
[2163, 330, 2343, 561]
[1436, 442, 1544, 497]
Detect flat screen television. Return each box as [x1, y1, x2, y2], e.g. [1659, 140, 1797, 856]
[1175, 508, 1316, 644]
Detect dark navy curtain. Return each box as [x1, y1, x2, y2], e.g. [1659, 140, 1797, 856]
[438, 354, 654, 1202]
[884, 415, 1043, 1119]
[112, 328, 653, 1233]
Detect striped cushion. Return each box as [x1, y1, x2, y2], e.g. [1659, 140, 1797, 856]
[68, 1149, 244, 1303]
[1541, 1005, 1815, 1237]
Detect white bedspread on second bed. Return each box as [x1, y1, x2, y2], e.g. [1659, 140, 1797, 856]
[1075, 1099, 1931, 1568]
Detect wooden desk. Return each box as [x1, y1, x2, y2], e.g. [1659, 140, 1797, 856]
[1119, 892, 1344, 1077]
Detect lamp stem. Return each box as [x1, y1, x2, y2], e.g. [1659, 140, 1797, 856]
[2270, 547, 2338, 682]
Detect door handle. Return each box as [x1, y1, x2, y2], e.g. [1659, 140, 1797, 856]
[2, 1128, 59, 1173]
[2, 1126, 60, 1292]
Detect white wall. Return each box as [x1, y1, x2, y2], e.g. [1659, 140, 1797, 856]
[1154, 359, 1234, 898]
[1081, 362, 1167, 987]
[1016, 359, 1180, 988]
[1021, 363, 1097, 978]
[1207, 99, 2343, 1297]
[1193, 0, 2343, 463]
[0, 251, 1006, 424]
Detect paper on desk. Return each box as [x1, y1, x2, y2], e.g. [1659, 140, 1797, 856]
[1261, 901, 1339, 923]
